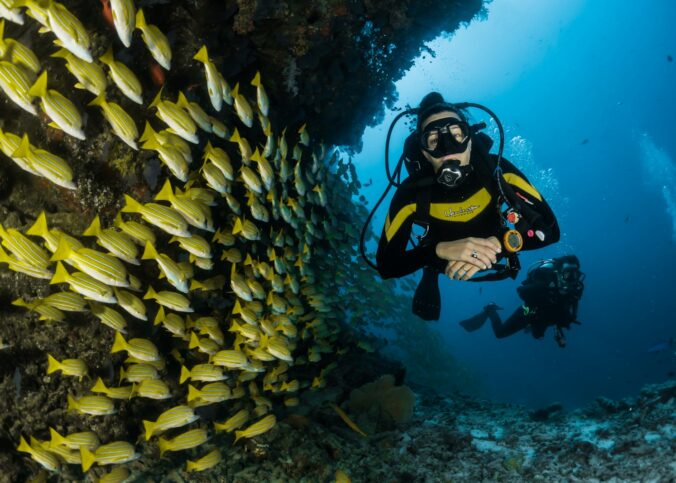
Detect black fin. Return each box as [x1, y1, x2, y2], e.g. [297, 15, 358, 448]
[459, 311, 490, 332]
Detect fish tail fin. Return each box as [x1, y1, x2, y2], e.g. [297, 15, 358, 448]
[46, 354, 61, 374]
[251, 71, 261, 87]
[27, 70, 48, 98]
[154, 179, 174, 202]
[189, 279, 203, 292]
[232, 82, 239, 97]
[143, 285, 157, 300]
[87, 92, 106, 108]
[67, 394, 78, 412]
[48, 427, 65, 448]
[11, 134, 31, 159]
[188, 331, 200, 349]
[80, 446, 96, 472]
[179, 365, 190, 384]
[229, 128, 241, 143]
[119, 366, 126, 384]
[17, 435, 32, 454]
[26, 211, 49, 238]
[142, 420, 154, 441]
[141, 241, 158, 261]
[193, 45, 209, 64]
[50, 261, 70, 285]
[50, 236, 73, 262]
[153, 306, 166, 325]
[91, 377, 107, 394]
[82, 215, 102, 237]
[139, 121, 159, 147]
[98, 46, 114, 66]
[232, 217, 242, 235]
[186, 459, 196, 472]
[158, 437, 168, 456]
[50, 48, 70, 59]
[135, 8, 147, 30]
[110, 331, 127, 354]
[187, 384, 200, 402]
[121, 194, 142, 214]
[149, 86, 163, 109]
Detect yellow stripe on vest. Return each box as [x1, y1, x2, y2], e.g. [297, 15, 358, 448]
[502, 173, 542, 201]
[385, 203, 416, 242]
[429, 188, 492, 222]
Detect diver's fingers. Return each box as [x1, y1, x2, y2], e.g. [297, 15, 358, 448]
[462, 265, 482, 281]
[448, 261, 474, 280]
[471, 236, 502, 254]
[462, 245, 492, 269]
[445, 261, 463, 279]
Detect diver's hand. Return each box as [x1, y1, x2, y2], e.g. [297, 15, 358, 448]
[435, 237, 501, 280]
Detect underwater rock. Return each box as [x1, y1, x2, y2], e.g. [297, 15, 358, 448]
[529, 402, 564, 422]
[347, 374, 416, 430]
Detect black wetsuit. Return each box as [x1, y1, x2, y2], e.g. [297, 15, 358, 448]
[376, 151, 560, 279]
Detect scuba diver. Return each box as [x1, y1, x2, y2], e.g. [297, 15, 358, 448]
[459, 255, 585, 348]
[362, 92, 561, 320]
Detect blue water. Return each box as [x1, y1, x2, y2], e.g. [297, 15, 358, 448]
[354, 0, 676, 409]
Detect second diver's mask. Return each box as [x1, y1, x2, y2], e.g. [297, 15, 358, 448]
[420, 117, 473, 189]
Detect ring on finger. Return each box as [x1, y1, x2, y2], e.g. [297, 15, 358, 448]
[471, 250, 479, 259]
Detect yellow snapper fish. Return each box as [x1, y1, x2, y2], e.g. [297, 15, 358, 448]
[97, 466, 130, 483]
[42, 0, 92, 62]
[200, 161, 228, 194]
[0, 60, 37, 114]
[298, 123, 310, 146]
[231, 82, 253, 128]
[50, 262, 116, 304]
[190, 275, 225, 292]
[0, 0, 25, 25]
[113, 213, 156, 246]
[144, 285, 193, 313]
[12, 134, 75, 189]
[217, 71, 233, 105]
[203, 141, 234, 180]
[91, 377, 133, 399]
[229, 265, 252, 301]
[251, 148, 274, 191]
[187, 382, 231, 404]
[50, 48, 105, 95]
[119, 363, 158, 383]
[176, 91, 212, 132]
[0, 222, 50, 270]
[131, 378, 172, 400]
[262, 124, 276, 158]
[87, 93, 138, 150]
[111, 331, 160, 362]
[143, 405, 199, 440]
[0, 128, 39, 175]
[155, 179, 213, 231]
[82, 215, 140, 265]
[51, 236, 130, 287]
[250, 71, 269, 117]
[110, 0, 135, 47]
[17, 436, 61, 472]
[213, 409, 249, 433]
[140, 123, 189, 181]
[149, 87, 198, 143]
[188, 332, 219, 355]
[135, 9, 171, 70]
[193, 45, 222, 111]
[89, 302, 127, 332]
[80, 441, 139, 472]
[179, 364, 226, 383]
[48, 427, 99, 451]
[211, 349, 248, 369]
[229, 127, 251, 161]
[122, 194, 191, 237]
[11, 298, 64, 321]
[158, 428, 208, 456]
[28, 70, 85, 140]
[153, 305, 186, 338]
[234, 414, 276, 443]
[46, 353, 87, 379]
[67, 394, 116, 416]
[0, 19, 40, 73]
[113, 287, 147, 320]
[186, 449, 221, 473]
[99, 47, 142, 104]
[141, 241, 189, 293]
[169, 233, 211, 259]
[232, 216, 260, 241]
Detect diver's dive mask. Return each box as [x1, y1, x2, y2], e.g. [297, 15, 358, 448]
[420, 117, 473, 189]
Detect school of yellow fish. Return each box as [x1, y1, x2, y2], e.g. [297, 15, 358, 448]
[0, 1, 380, 479]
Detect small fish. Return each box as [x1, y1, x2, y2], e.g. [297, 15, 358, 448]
[149, 88, 198, 143]
[113, 213, 156, 246]
[142, 405, 198, 440]
[298, 123, 310, 146]
[251, 148, 274, 191]
[142, 241, 189, 293]
[0, 19, 40, 73]
[135, 9, 171, 69]
[45, 0, 92, 62]
[144, 285, 193, 313]
[180, 363, 226, 384]
[231, 82, 253, 128]
[155, 179, 213, 231]
[176, 91, 212, 132]
[330, 403, 367, 437]
[201, 161, 228, 194]
[113, 287, 147, 320]
[158, 428, 208, 456]
[79, 441, 139, 472]
[12, 134, 76, 189]
[87, 95, 137, 148]
[188, 331, 219, 355]
[91, 377, 133, 399]
[50, 237, 130, 288]
[110, 0, 135, 47]
[153, 305, 186, 338]
[98, 466, 130, 483]
[50, 262, 116, 304]
[203, 141, 234, 180]
[187, 382, 231, 403]
[169, 234, 211, 259]
[28, 71, 85, 140]
[250, 71, 269, 117]
[232, 217, 261, 241]
[0, 223, 50, 269]
[99, 47, 143, 104]
[82, 215, 140, 265]
[193, 45, 222, 111]
[208, 115, 228, 138]
[190, 275, 225, 292]
[120, 363, 158, 383]
[48, 427, 99, 451]
[67, 394, 116, 416]
[186, 449, 221, 473]
[50, 48, 106, 96]
[213, 409, 249, 433]
[140, 122, 189, 181]
[17, 436, 61, 472]
[234, 414, 276, 443]
[122, 194, 191, 238]
[111, 331, 159, 362]
[131, 378, 171, 400]
[229, 127, 251, 161]
[46, 354, 87, 380]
